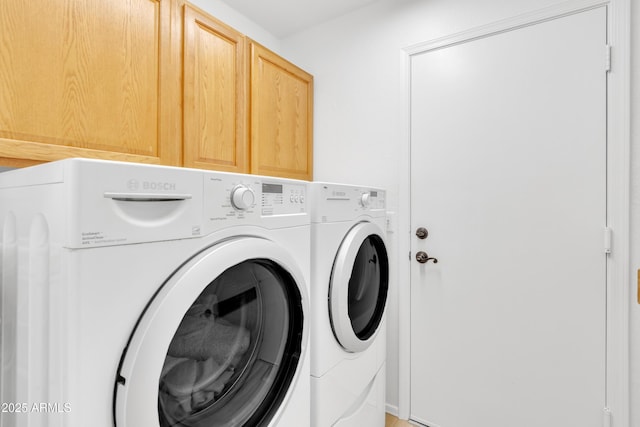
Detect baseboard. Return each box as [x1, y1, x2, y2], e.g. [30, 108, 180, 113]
[385, 403, 399, 417]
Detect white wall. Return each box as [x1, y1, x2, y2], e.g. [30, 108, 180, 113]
[279, 0, 639, 423]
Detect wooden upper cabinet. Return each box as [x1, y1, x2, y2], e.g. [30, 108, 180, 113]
[0, 1, 313, 177]
[249, 41, 313, 181]
[182, 5, 248, 173]
[0, 0, 180, 167]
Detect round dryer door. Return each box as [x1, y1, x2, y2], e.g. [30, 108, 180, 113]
[114, 238, 308, 427]
[329, 221, 389, 353]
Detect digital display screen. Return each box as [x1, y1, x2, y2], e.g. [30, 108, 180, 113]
[371, 191, 378, 197]
[262, 183, 283, 194]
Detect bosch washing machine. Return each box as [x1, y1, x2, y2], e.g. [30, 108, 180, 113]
[309, 182, 388, 427]
[0, 158, 311, 427]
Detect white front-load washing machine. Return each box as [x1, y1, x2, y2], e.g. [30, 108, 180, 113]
[309, 183, 388, 427]
[0, 158, 311, 427]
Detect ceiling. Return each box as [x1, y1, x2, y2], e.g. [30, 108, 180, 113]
[218, 0, 379, 38]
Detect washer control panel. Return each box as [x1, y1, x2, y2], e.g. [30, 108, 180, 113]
[204, 174, 307, 227]
[261, 182, 306, 216]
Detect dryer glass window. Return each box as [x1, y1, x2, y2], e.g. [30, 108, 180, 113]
[158, 259, 303, 427]
[348, 235, 389, 340]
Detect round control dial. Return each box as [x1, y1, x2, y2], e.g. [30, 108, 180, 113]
[360, 192, 371, 208]
[231, 185, 255, 210]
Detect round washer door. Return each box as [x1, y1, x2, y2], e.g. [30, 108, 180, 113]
[329, 221, 389, 353]
[114, 237, 308, 427]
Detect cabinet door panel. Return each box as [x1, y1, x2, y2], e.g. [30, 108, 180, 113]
[0, 0, 180, 165]
[183, 5, 247, 172]
[250, 42, 313, 181]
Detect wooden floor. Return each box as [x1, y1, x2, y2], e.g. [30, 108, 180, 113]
[385, 413, 414, 427]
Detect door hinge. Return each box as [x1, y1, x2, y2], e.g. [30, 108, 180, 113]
[605, 45, 612, 72]
[604, 227, 612, 254]
[603, 407, 612, 427]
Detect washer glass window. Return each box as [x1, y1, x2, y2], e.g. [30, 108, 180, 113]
[158, 259, 303, 427]
[347, 234, 389, 341]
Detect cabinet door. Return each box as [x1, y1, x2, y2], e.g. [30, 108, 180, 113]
[0, 0, 180, 167]
[249, 41, 313, 181]
[183, 5, 248, 172]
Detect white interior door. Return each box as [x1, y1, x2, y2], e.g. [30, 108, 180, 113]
[409, 7, 607, 427]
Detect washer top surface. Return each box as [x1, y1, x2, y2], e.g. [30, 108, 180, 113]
[0, 158, 309, 248]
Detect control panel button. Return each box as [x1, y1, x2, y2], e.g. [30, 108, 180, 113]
[231, 185, 255, 210]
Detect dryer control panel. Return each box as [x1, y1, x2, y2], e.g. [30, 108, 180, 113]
[309, 182, 386, 223]
[357, 189, 385, 210]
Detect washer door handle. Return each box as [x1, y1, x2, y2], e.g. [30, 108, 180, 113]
[104, 192, 192, 202]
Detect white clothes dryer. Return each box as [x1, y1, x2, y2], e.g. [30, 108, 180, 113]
[0, 159, 311, 427]
[309, 183, 388, 427]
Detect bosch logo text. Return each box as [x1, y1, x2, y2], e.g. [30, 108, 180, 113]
[143, 181, 176, 191]
[127, 179, 139, 190]
[127, 179, 176, 191]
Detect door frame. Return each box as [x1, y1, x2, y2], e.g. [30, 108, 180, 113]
[397, 0, 630, 424]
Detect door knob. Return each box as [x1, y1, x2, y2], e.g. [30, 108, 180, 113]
[416, 227, 429, 239]
[416, 251, 438, 264]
